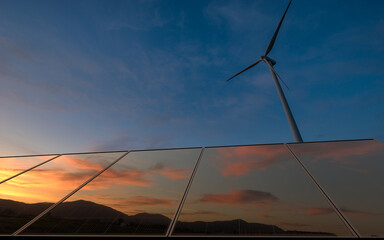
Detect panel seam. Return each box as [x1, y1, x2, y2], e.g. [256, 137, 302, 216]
[0, 155, 61, 184]
[166, 147, 205, 237]
[284, 143, 360, 238]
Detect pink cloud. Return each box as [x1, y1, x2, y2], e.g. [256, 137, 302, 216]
[199, 189, 278, 206]
[83, 168, 151, 189]
[217, 146, 289, 176]
[65, 157, 106, 172]
[122, 196, 174, 206]
[306, 207, 383, 218]
[93, 195, 176, 207]
[156, 168, 190, 180]
[291, 140, 382, 166]
[180, 210, 224, 216]
[306, 207, 334, 216]
[150, 163, 190, 180]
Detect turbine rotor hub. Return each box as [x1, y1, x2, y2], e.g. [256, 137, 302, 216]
[261, 56, 276, 66]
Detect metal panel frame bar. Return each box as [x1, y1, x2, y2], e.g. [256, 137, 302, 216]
[166, 148, 206, 237]
[12, 151, 130, 236]
[0, 139, 375, 159]
[284, 144, 360, 237]
[0, 154, 61, 184]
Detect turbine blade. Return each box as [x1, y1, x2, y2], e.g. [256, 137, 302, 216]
[271, 67, 290, 90]
[226, 59, 262, 82]
[264, 0, 292, 56]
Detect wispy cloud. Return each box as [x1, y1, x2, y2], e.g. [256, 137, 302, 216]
[198, 189, 278, 206]
[205, 0, 271, 32]
[306, 207, 383, 218]
[216, 145, 290, 176]
[289, 140, 383, 174]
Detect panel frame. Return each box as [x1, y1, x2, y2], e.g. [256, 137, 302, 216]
[12, 151, 130, 236]
[0, 138, 374, 159]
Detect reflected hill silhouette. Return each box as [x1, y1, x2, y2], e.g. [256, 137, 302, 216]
[0, 198, 335, 236]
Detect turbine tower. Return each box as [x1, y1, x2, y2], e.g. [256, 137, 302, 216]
[226, 0, 303, 143]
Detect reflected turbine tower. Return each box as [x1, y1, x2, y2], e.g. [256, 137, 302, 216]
[226, 0, 303, 143]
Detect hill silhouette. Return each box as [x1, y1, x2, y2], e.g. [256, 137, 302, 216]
[0, 198, 335, 236]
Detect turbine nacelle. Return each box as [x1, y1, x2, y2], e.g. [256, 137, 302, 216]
[261, 56, 276, 66]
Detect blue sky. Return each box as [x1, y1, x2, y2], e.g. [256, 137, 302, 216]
[0, 0, 383, 155]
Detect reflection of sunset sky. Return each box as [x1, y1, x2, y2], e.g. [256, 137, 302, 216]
[0, 152, 124, 204]
[1, 140, 383, 236]
[176, 145, 352, 236]
[61, 149, 200, 217]
[0, 155, 56, 182]
[289, 140, 384, 236]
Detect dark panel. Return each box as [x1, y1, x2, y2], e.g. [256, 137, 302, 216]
[22, 149, 201, 235]
[173, 144, 352, 236]
[288, 139, 384, 237]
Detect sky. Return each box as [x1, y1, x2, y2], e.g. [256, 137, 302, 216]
[0, 0, 384, 156]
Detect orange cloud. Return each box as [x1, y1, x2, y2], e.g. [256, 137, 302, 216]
[199, 189, 278, 206]
[341, 208, 384, 218]
[81, 168, 151, 189]
[0, 155, 56, 182]
[155, 168, 190, 180]
[217, 146, 289, 176]
[122, 196, 174, 206]
[150, 163, 190, 180]
[180, 210, 224, 216]
[290, 140, 382, 166]
[306, 207, 334, 216]
[64, 156, 106, 172]
[82, 162, 191, 190]
[1, 156, 115, 203]
[306, 207, 383, 218]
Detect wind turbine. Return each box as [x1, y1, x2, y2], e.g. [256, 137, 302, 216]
[226, 0, 303, 143]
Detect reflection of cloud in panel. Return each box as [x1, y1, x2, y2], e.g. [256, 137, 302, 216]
[295, 141, 382, 168]
[180, 209, 225, 217]
[307, 207, 383, 218]
[1, 157, 112, 203]
[122, 196, 174, 206]
[84, 168, 150, 189]
[217, 146, 288, 176]
[65, 157, 106, 172]
[59, 171, 95, 181]
[79, 162, 190, 190]
[150, 163, 190, 180]
[91, 195, 176, 206]
[7, 169, 67, 186]
[306, 207, 334, 216]
[199, 189, 278, 206]
[156, 168, 189, 180]
[341, 208, 384, 218]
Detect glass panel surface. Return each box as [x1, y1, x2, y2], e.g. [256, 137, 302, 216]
[0, 155, 58, 183]
[22, 149, 201, 235]
[288, 139, 384, 237]
[173, 145, 352, 236]
[0, 152, 124, 235]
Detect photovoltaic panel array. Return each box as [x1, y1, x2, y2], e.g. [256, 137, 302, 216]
[0, 139, 383, 237]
